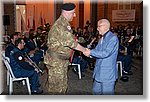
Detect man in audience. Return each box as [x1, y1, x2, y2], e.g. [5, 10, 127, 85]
[9, 38, 43, 94]
[5, 32, 19, 57]
[24, 29, 44, 65]
[117, 44, 133, 75]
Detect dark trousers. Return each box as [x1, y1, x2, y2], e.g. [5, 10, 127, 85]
[14, 69, 39, 91]
[72, 56, 88, 72]
[117, 55, 132, 72]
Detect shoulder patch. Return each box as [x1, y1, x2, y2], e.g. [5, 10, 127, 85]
[67, 26, 71, 31]
[18, 56, 23, 60]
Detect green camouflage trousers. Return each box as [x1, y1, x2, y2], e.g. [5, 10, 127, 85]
[46, 58, 69, 94]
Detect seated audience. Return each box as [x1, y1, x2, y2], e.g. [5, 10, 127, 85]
[23, 29, 44, 65]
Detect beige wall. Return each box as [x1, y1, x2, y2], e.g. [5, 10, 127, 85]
[22, 0, 92, 31]
[84, 0, 91, 27]
[47, 0, 55, 25]
[14, 0, 143, 32]
[26, 0, 55, 30]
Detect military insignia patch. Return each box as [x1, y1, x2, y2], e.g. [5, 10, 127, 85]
[18, 56, 22, 60]
[67, 26, 71, 31]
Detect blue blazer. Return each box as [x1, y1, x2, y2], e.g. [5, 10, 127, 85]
[90, 31, 119, 82]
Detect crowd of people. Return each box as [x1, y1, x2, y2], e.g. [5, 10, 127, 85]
[3, 24, 50, 94]
[2, 2, 143, 95]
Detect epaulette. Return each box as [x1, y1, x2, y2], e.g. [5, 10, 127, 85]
[10, 50, 14, 55]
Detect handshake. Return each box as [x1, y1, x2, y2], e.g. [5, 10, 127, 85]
[83, 48, 91, 57]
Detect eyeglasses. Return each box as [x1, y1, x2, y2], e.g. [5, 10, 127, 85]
[98, 25, 105, 27]
[69, 11, 75, 15]
[20, 42, 25, 45]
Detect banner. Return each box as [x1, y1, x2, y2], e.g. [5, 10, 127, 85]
[112, 10, 135, 21]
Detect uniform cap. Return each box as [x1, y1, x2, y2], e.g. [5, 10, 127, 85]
[62, 3, 76, 11]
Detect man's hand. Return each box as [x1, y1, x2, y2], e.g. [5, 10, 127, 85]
[83, 48, 90, 57]
[35, 68, 39, 73]
[28, 50, 35, 56]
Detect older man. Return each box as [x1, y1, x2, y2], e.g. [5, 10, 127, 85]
[44, 3, 86, 94]
[83, 19, 119, 95]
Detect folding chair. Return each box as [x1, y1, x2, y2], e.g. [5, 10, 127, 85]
[1, 51, 10, 85]
[69, 51, 82, 79]
[69, 63, 81, 79]
[117, 61, 123, 77]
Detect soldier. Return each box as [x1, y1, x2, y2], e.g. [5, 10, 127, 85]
[44, 3, 86, 94]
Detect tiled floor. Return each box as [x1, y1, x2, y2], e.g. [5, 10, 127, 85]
[1, 56, 143, 95]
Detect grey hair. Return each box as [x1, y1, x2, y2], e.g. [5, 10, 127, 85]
[99, 19, 110, 29]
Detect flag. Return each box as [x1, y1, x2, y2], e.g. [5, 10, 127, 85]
[32, 5, 35, 30]
[32, 18, 35, 30]
[44, 18, 46, 25]
[27, 18, 30, 28]
[21, 18, 23, 32]
[39, 11, 44, 26]
[40, 16, 43, 26]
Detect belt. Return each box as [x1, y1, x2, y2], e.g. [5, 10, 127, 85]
[47, 50, 70, 60]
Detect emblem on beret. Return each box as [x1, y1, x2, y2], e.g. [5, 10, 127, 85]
[18, 56, 22, 60]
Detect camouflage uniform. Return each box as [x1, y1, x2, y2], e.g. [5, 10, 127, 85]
[44, 15, 78, 94]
